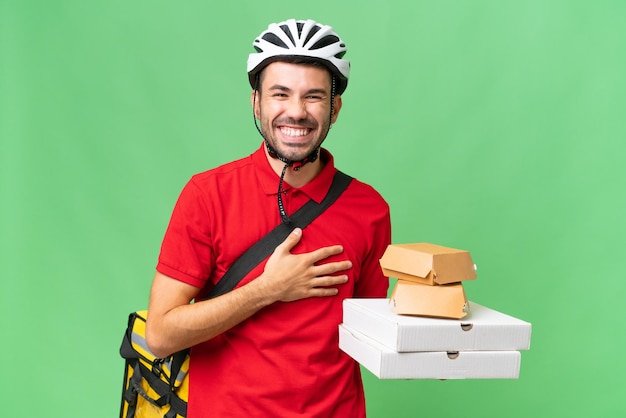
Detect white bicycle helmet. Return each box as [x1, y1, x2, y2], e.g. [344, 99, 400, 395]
[247, 19, 350, 94]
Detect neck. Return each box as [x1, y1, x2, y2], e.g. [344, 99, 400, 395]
[264, 147, 324, 188]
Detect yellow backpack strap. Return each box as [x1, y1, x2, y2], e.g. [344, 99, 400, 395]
[120, 312, 188, 417]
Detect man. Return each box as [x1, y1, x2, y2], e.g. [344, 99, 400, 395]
[146, 19, 391, 417]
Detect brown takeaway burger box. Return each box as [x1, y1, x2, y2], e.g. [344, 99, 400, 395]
[380, 243, 477, 319]
[379, 243, 477, 286]
[390, 280, 469, 319]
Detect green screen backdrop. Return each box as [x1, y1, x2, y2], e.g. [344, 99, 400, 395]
[2, 1, 624, 416]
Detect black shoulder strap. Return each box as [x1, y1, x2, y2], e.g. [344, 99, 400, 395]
[205, 171, 353, 299]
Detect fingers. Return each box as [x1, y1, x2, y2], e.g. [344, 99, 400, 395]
[308, 287, 341, 297]
[312, 258, 352, 276]
[277, 227, 303, 253]
[309, 245, 346, 264]
[311, 274, 349, 289]
[298, 275, 348, 298]
[278, 228, 345, 265]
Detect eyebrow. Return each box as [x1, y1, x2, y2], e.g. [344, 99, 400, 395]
[267, 84, 329, 95]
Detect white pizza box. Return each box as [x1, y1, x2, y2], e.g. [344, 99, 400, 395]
[339, 324, 522, 380]
[342, 298, 531, 352]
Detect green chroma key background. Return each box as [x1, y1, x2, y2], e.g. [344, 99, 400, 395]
[1, 1, 624, 416]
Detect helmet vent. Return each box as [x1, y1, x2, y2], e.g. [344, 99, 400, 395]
[279, 24, 296, 46]
[295, 21, 305, 37]
[303, 25, 321, 45]
[262, 33, 289, 49]
[310, 35, 340, 50]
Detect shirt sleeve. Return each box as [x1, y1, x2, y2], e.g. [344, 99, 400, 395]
[156, 178, 214, 289]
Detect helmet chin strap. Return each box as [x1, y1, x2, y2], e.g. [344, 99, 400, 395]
[268, 141, 320, 224]
[264, 139, 320, 171]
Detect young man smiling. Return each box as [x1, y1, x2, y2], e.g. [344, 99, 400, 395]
[146, 19, 391, 417]
[253, 61, 339, 188]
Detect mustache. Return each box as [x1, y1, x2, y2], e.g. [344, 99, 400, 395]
[273, 117, 317, 129]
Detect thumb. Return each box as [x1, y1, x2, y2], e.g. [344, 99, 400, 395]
[279, 227, 302, 252]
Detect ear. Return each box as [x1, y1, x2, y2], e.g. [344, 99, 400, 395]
[331, 94, 343, 124]
[250, 90, 260, 119]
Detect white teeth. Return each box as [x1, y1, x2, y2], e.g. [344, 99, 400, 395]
[280, 127, 309, 137]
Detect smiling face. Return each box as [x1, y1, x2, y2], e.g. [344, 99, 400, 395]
[252, 61, 342, 163]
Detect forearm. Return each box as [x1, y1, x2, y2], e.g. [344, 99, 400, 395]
[146, 274, 276, 358]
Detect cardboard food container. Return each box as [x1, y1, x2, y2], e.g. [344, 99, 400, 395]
[342, 298, 532, 352]
[339, 324, 522, 380]
[391, 280, 469, 319]
[380, 243, 477, 286]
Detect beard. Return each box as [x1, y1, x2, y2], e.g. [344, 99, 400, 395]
[260, 115, 331, 163]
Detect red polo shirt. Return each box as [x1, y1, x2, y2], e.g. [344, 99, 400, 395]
[157, 144, 391, 417]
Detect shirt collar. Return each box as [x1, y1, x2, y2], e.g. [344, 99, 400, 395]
[252, 143, 337, 204]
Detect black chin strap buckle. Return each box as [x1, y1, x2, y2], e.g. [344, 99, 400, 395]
[267, 143, 320, 224]
[278, 163, 292, 224]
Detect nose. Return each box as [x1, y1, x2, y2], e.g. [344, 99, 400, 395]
[285, 97, 308, 121]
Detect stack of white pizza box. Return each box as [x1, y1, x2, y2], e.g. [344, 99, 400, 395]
[339, 243, 532, 379]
